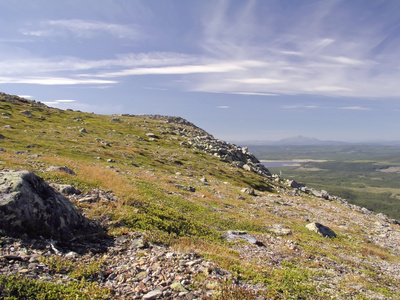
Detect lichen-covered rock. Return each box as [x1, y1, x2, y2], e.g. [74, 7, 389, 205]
[0, 170, 87, 240]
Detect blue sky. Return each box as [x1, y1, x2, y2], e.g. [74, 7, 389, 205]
[1, 0, 400, 143]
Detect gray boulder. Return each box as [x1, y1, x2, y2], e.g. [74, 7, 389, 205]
[241, 187, 256, 196]
[46, 166, 75, 175]
[224, 230, 263, 246]
[306, 222, 337, 238]
[0, 170, 88, 240]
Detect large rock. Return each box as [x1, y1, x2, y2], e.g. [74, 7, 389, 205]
[0, 170, 88, 240]
[306, 222, 337, 238]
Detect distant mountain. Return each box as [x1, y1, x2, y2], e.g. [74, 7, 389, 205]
[275, 135, 338, 145]
[236, 135, 349, 146]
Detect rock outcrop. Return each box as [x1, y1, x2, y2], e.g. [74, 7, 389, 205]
[188, 136, 272, 177]
[0, 170, 88, 240]
[142, 115, 272, 178]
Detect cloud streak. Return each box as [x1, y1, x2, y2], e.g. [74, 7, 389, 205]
[339, 106, 372, 111]
[89, 62, 246, 77]
[21, 19, 139, 39]
[0, 76, 116, 85]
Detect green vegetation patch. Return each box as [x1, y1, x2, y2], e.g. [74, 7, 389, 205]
[0, 274, 111, 299]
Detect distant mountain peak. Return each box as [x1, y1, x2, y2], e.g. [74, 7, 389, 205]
[279, 135, 320, 144]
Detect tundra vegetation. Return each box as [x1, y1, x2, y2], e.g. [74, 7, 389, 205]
[251, 145, 400, 220]
[0, 93, 400, 299]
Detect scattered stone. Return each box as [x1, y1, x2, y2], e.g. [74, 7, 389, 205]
[311, 189, 330, 199]
[224, 230, 263, 246]
[200, 177, 209, 186]
[243, 164, 252, 171]
[20, 110, 32, 116]
[268, 224, 292, 236]
[50, 184, 81, 196]
[110, 117, 120, 122]
[143, 288, 163, 299]
[171, 281, 189, 292]
[286, 180, 306, 189]
[175, 184, 196, 192]
[241, 188, 256, 196]
[376, 213, 389, 222]
[306, 222, 337, 238]
[77, 196, 96, 203]
[46, 166, 75, 175]
[361, 207, 372, 214]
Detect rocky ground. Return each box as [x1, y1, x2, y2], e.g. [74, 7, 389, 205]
[0, 187, 265, 299]
[0, 231, 269, 299]
[2, 186, 400, 299]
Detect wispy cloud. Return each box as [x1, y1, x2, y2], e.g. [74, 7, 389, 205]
[322, 55, 366, 66]
[0, 76, 116, 85]
[229, 78, 285, 84]
[21, 19, 139, 39]
[307, 86, 352, 92]
[282, 105, 319, 110]
[17, 95, 34, 99]
[185, 1, 400, 98]
[88, 62, 245, 77]
[43, 99, 76, 105]
[53, 99, 76, 103]
[0, 52, 197, 86]
[339, 106, 372, 111]
[229, 92, 278, 96]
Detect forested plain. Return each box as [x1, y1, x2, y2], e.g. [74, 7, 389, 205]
[249, 145, 400, 220]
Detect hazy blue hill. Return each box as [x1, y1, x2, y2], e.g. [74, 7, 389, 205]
[237, 135, 350, 146]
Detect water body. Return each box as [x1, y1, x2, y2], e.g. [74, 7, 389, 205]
[261, 161, 303, 168]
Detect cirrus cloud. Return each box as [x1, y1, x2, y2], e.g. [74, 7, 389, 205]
[21, 19, 140, 39]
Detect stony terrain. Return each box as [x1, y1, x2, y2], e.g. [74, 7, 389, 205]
[1, 184, 400, 299]
[0, 92, 400, 299]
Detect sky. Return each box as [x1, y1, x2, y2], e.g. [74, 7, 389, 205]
[1, 0, 400, 143]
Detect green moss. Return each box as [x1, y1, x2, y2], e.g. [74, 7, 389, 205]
[0, 275, 111, 299]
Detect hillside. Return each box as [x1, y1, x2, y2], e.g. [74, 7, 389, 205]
[1, 92, 400, 299]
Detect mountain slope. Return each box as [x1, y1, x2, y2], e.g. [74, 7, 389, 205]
[1, 92, 400, 299]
